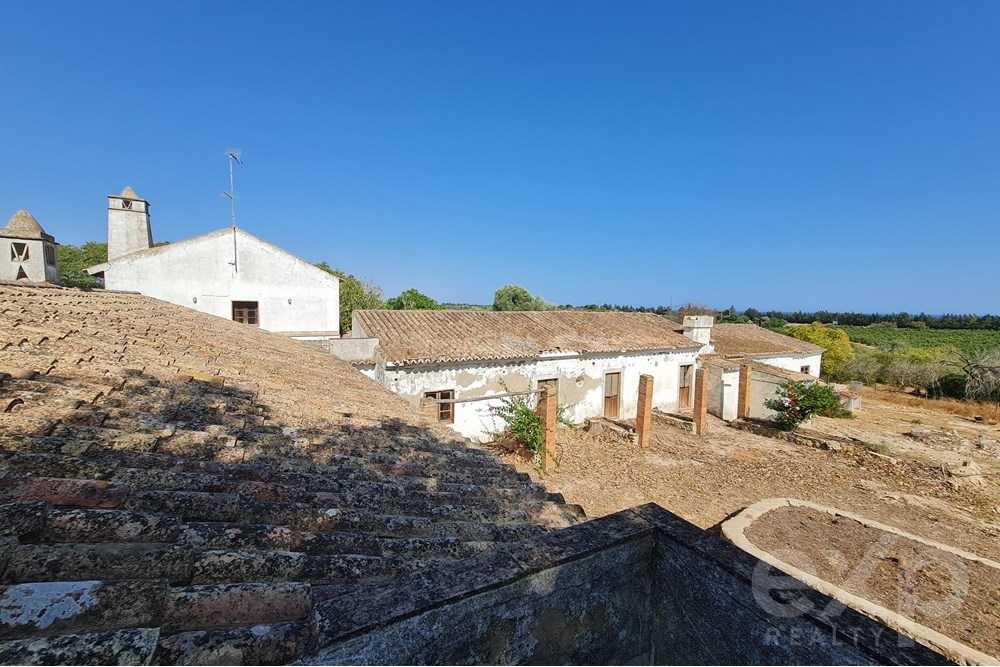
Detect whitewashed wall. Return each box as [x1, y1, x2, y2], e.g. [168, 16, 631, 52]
[2, 238, 58, 283]
[748, 352, 822, 378]
[103, 229, 340, 334]
[705, 366, 739, 421]
[363, 348, 700, 441]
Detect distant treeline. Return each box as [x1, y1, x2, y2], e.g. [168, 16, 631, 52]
[774, 310, 1000, 330]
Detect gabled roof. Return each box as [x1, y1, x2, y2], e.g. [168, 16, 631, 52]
[86, 226, 338, 283]
[0, 283, 580, 663]
[710, 323, 824, 358]
[354, 310, 702, 366]
[1, 210, 54, 242]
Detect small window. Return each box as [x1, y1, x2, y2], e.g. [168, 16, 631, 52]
[10, 242, 28, 262]
[122, 199, 133, 209]
[232, 301, 259, 326]
[800, 365, 811, 375]
[424, 389, 454, 423]
[44, 245, 56, 266]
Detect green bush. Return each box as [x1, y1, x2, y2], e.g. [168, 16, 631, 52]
[485, 386, 572, 467]
[764, 380, 853, 431]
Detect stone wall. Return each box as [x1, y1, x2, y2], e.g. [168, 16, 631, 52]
[300, 505, 950, 666]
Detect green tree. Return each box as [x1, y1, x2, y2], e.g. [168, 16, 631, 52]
[781, 323, 855, 379]
[492, 285, 553, 311]
[315, 262, 384, 332]
[386, 288, 443, 311]
[58, 242, 108, 288]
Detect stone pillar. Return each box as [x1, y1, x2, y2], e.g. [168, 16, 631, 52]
[536, 387, 557, 470]
[693, 368, 709, 436]
[636, 374, 653, 448]
[737, 363, 752, 420]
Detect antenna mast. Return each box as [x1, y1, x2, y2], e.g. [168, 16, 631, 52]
[221, 150, 243, 228]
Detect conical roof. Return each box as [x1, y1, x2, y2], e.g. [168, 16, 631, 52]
[119, 186, 141, 200]
[1, 210, 50, 240]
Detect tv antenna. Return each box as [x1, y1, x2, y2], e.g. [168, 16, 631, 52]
[221, 150, 243, 228]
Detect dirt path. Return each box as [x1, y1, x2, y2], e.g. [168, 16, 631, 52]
[500, 392, 1000, 563]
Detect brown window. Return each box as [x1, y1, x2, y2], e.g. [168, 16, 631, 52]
[44, 245, 56, 266]
[10, 242, 28, 262]
[800, 365, 811, 375]
[603, 372, 621, 419]
[232, 301, 259, 326]
[424, 389, 454, 423]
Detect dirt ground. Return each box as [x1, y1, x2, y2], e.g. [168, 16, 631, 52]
[746, 505, 1000, 658]
[496, 388, 1000, 657]
[499, 387, 1000, 563]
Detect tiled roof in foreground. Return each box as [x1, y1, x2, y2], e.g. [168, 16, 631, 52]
[354, 310, 701, 366]
[0, 283, 582, 665]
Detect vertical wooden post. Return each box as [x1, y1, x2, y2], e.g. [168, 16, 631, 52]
[636, 374, 653, 448]
[737, 363, 752, 420]
[536, 387, 557, 470]
[693, 368, 709, 436]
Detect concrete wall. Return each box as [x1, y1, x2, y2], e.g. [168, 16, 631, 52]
[752, 352, 823, 378]
[326, 337, 379, 362]
[103, 229, 340, 335]
[2, 238, 58, 282]
[363, 348, 700, 441]
[311, 537, 655, 665]
[301, 505, 948, 666]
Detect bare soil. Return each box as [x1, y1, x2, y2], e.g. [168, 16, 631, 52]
[496, 389, 1000, 631]
[746, 505, 1000, 659]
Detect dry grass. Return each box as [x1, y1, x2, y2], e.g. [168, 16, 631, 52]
[864, 385, 1000, 420]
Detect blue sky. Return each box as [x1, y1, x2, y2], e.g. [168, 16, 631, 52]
[2, 2, 998, 313]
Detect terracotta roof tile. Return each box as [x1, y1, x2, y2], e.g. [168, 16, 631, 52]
[354, 310, 701, 365]
[0, 283, 584, 662]
[710, 323, 824, 357]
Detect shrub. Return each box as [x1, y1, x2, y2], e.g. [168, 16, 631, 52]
[485, 386, 572, 467]
[764, 380, 853, 431]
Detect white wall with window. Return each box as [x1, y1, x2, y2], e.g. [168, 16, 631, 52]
[360, 347, 701, 441]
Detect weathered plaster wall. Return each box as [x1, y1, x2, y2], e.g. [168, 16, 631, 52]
[103, 230, 339, 335]
[326, 337, 379, 362]
[300, 505, 948, 666]
[752, 352, 823, 378]
[372, 348, 700, 440]
[311, 538, 655, 665]
[2, 238, 58, 282]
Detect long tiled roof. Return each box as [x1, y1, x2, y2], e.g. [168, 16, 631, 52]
[354, 310, 701, 366]
[0, 283, 582, 664]
[710, 323, 824, 357]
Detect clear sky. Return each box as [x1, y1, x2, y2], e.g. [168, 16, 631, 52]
[2, 1, 998, 313]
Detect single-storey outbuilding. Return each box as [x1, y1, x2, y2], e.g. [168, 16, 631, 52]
[351, 310, 703, 441]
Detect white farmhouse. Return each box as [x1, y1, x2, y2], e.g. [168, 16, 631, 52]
[1, 211, 59, 283]
[87, 187, 340, 341]
[350, 310, 703, 441]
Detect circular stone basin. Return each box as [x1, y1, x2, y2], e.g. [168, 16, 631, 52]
[722, 498, 1000, 665]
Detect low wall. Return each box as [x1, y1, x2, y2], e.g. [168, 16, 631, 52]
[325, 337, 379, 362]
[299, 505, 950, 665]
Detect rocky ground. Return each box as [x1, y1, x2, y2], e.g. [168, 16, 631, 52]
[495, 388, 1000, 562]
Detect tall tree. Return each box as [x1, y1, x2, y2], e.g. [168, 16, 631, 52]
[58, 242, 107, 288]
[386, 288, 442, 310]
[492, 285, 553, 311]
[315, 262, 384, 332]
